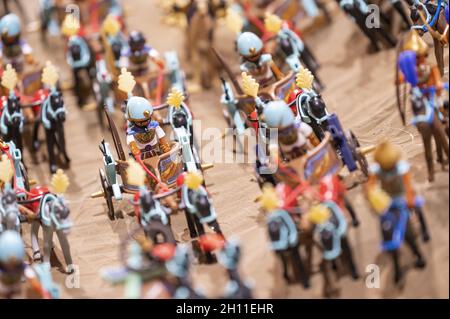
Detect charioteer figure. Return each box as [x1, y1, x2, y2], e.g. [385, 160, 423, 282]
[0, 13, 34, 74]
[237, 31, 284, 87]
[120, 31, 165, 77]
[366, 141, 429, 283]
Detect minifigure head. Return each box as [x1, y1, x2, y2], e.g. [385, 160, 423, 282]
[263, 100, 298, 145]
[373, 140, 402, 171]
[0, 14, 21, 46]
[237, 32, 263, 62]
[128, 30, 146, 52]
[126, 96, 154, 127]
[0, 230, 25, 271]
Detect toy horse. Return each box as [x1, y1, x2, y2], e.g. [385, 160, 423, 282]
[180, 172, 224, 263]
[1, 65, 24, 154]
[33, 62, 71, 174]
[0, 187, 20, 233]
[218, 240, 254, 299]
[308, 203, 359, 297]
[408, 0, 449, 76]
[21, 170, 74, 274]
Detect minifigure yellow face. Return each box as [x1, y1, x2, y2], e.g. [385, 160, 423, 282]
[278, 124, 298, 145]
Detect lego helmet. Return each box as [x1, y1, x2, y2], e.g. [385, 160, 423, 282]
[237, 32, 263, 58]
[128, 30, 146, 52]
[126, 96, 153, 122]
[0, 14, 21, 44]
[263, 100, 295, 129]
[0, 230, 25, 264]
[373, 140, 402, 171]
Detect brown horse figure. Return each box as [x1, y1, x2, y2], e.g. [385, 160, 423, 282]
[409, 0, 449, 76]
[411, 90, 449, 182]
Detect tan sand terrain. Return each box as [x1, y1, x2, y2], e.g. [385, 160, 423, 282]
[11, 0, 449, 298]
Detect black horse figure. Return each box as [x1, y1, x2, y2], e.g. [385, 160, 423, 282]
[0, 94, 24, 154]
[182, 184, 224, 264]
[266, 209, 310, 288]
[218, 240, 253, 299]
[33, 90, 70, 174]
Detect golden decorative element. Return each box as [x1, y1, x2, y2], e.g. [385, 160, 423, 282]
[259, 183, 280, 211]
[126, 159, 146, 187]
[403, 30, 428, 55]
[118, 68, 136, 95]
[373, 140, 402, 171]
[51, 169, 70, 194]
[367, 186, 391, 215]
[1, 64, 18, 92]
[308, 204, 331, 225]
[167, 88, 185, 109]
[185, 171, 204, 190]
[102, 14, 120, 36]
[42, 61, 59, 88]
[241, 72, 259, 98]
[61, 14, 80, 37]
[296, 68, 314, 90]
[0, 154, 14, 184]
[264, 13, 282, 34]
[225, 8, 244, 34]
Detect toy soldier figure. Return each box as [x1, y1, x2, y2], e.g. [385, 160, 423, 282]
[263, 100, 320, 161]
[237, 32, 284, 87]
[126, 96, 171, 159]
[120, 31, 165, 77]
[0, 13, 33, 74]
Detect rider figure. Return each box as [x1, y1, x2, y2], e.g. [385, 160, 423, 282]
[126, 96, 171, 159]
[120, 31, 165, 77]
[263, 100, 320, 161]
[0, 13, 34, 74]
[237, 32, 283, 87]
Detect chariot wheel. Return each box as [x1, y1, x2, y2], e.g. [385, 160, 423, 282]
[99, 168, 115, 221]
[347, 131, 369, 177]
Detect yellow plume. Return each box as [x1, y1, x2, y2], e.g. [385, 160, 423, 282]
[126, 159, 146, 187]
[259, 184, 280, 211]
[61, 14, 80, 37]
[308, 204, 331, 225]
[367, 186, 391, 215]
[167, 88, 184, 109]
[296, 68, 314, 90]
[51, 169, 70, 194]
[264, 13, 282, 34]
[185, 172, 204, 190]
[118, 68, 136, 95]
[42, 61, 59, 88]
[1, 64, 18, 91]
[0, 154, 14, 185]
[102, 14, 120, 36]
[242, 72, 259, 98]
[225, 8, 244, 34]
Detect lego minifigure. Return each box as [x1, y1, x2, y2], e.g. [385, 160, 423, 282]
[366, 141, 428, 283]
[397, 30, 449, 182]
[0, 13, 33, 74]
[118, 68, 171, 159]
[120, 31, 164, 77]
[237, 31, 284, 86]
[0, 230, 60, 298]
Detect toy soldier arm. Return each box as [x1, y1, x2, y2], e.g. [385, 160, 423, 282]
[128, 139, 141, 157]
[431, 66, 443, 95]
[269, 60, 284, 81]
[402, 172, 416, 208]
[308, 132, 320, 147]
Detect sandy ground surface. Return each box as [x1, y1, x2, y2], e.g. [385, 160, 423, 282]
[8, 0, 449, 298]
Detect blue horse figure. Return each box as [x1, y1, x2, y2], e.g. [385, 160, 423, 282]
[33, 88, 70, 174]
[1, 93, 24, 154]
[379, 197, 427, 283]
